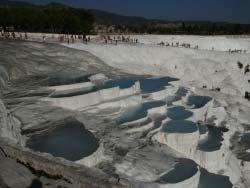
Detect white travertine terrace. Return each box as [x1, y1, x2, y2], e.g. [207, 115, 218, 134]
[42, 81, 141, 110]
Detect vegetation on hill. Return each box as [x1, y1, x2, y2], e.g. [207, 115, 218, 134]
[126, 22, 250, 35]
[0, 3, 94, 34]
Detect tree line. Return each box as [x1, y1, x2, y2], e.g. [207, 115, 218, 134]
[127, 22, 250, 35]
[0, 6, 94, 34]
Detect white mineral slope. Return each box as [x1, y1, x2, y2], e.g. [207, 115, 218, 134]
[0, 99, 25, 146]
[48, 81, 94, 91]
[152, 129, 200, 158]
[149, 86, 178, 101]
[123, 35, 250, 52]
[62, 36, 250, 187]
[97, 94, 142, 110]
[125, 121, 154, 134]
[64, 40, 250, 96]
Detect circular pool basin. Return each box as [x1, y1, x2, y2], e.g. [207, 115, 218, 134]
[167, 106, 193, 120]
[26, 120, 99, 161]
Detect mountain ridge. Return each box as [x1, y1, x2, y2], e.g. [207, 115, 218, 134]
[1, 0, 245, 26]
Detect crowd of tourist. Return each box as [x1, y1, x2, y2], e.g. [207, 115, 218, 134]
[0, 30, 248, 54]
[0, 30, 92, 44]
[229, 49, 247, 53]
[58, 34, 91, 44]
[0, 30, 28, 40]
[157, 40, 248, 53]
[158, 41, 199, 50]
[102, 35, 139, 45]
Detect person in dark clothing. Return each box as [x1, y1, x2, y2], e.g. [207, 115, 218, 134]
[25, 32, 28, 39]
[245, 64, 250, 74]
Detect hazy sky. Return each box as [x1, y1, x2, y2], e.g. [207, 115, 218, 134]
[17, 0, 250, 23]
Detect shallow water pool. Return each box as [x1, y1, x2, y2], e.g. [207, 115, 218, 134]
[157, 159, 198, 184]
[187, 95, 212, 108]
[140, 77, 178, 93]
[198, 169, 232, 188]
[49, 76, 178, 98]
[197, 125, 224, 152]
[167, 106, 193, 120]
[26, 120, 99, 161]
[161, 120, 198, 134]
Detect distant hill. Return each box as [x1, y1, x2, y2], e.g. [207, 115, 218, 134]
[0, 0, 163, 26]
[0, 0, 181, 27]
[45, 2, 69, 8]
[0, 0, 35, 7]
[93, 9, 164, 26]
[0, 0, 68, 8]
